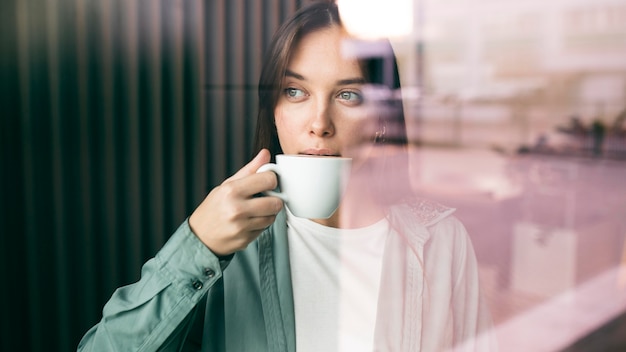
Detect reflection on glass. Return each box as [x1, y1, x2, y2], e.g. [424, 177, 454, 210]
[395, 0, 626, 350]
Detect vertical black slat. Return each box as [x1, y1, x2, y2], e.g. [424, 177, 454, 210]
[171, 0, 187, 226]
[62, 7, 88, 344]
[74, 0, 100, 339]
[0, 5, 7, 349]
[136, 0, 149, 257]
[262, 0, 279, 54]
[160, 0, 173, 236]
[183, 0, 207, 212]
[47, 1, 74, 349]
[21, 0, 59, 349]
[148, 0, 166, 252]
[36, 19, 60, 352]
[0, 6, 9, 349]
[16, 2, 37, 348]
[161, 0, 186, 234]
[127, 0, 144, 277]
[0, 2, 30, 350]
[136, 0, 148, 256]
[205, 0, 227, 186]
[226, 0, 247, 171]
[84, 0, 107, 310]
[109, 0, 130, 285]
[244, 0, 263, 156]
[98, 0, 120, 294]
[53, 0, 90, 346]
[147, 0, 169, 250]
[135, 1, 151, 262]
[116, 0, 143, 282]
[84, 0, 102, 307]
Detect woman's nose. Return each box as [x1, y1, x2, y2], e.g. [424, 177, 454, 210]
[309, 100, 335, 137]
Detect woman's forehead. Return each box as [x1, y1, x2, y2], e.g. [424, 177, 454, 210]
[287, 27, 363, 80]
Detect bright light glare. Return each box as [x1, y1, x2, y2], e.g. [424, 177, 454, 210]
[338, 0, 413, 40]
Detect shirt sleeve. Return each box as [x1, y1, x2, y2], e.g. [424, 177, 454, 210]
[77, 219, 231, 352]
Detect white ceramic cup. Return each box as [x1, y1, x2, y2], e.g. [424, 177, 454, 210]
[257, 154, 352, 219]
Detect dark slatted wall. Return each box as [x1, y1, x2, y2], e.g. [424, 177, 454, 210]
[0, 0, 300, 351]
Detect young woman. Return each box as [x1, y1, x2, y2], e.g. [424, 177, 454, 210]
[78, 2, 493, 351]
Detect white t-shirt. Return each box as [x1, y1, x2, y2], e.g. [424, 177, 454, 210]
[287, 209, 390, 352]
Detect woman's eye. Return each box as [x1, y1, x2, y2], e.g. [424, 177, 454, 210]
[338, 91, 363, 103]
[285, 88, 305, 98]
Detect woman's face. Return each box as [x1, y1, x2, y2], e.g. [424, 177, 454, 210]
[274, 26, 376, 160]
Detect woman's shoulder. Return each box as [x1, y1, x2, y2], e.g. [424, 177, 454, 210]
[392, 197, 457, 227]
[388, 196, 469, 248]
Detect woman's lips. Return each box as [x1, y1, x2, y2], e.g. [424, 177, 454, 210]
[300, 148, 340, 156]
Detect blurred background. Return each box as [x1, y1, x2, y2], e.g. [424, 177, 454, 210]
[1, 0, 625, 351]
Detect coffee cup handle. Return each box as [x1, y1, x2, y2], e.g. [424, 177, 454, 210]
[256, 163, 288, 202]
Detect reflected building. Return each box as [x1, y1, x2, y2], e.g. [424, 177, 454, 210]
[393, 0, 626, 153]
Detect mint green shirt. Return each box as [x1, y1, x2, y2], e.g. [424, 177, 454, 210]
[78, 210, 295, 352]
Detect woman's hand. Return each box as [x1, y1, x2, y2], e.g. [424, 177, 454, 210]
[189, 149, 283, 256]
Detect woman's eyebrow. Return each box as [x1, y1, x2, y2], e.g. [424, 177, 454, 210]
[284, 69, 365, 85]
[285, 69, 305, 80]
[337, 77, 366, 85]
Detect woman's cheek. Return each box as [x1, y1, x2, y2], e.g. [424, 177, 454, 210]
[274, 107, 303, 153]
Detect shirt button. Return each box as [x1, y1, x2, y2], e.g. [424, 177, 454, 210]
[204, 268, 215, 278]
[191, 280, 203, 290]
